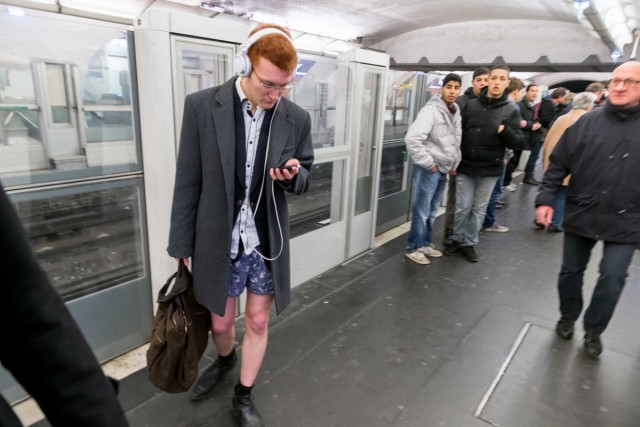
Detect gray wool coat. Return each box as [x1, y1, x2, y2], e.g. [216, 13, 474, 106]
[167, 77, 314, 316]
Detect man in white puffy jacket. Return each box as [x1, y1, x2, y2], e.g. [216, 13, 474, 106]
[405, 73, 462, 265]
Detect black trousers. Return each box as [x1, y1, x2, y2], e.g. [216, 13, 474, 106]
[558, 231, 636, 333]
[503, 150, 522, 186]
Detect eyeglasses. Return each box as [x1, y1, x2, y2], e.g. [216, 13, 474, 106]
[608, 78, 640, 88]
[252, 70, 293, 92]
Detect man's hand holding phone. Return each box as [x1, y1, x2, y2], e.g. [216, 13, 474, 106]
[270, 159, 300, 181]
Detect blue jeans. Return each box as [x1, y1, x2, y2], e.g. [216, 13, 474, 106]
[452, 173, 496, 247]
[482, 164, 506, 229]
[551, 186, 567, 229]
[407, 166, 447, 253]
[558, 232, 636, 333]
[524, 132, 542, 178]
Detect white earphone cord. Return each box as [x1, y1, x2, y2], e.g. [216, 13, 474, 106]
[253, 98, 286, 262]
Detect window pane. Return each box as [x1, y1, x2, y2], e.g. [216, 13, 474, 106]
[354, 71, 381, 215]
[10, 183, 145, 301]
[46, 64, 71, 124]
[378, 142, 406, 197]
[289, 160, 344, 238]
[289, 54, 346, 149]
[384, 70, 415, 141]
[0, 12, 140, 185]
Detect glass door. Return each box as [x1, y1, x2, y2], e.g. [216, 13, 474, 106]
[376, 71, 415, 234]
[32, 61, 85, 169]
[347, 64, 386, 258]
[170, 36, 234, 151]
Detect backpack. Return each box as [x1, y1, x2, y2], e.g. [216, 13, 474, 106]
[146, 260, 211, 393]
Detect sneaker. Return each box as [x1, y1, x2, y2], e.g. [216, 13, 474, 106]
[584, 330, 602, 359]
[523, 176, 541, 185]
[405, 251, 430, 265]
[419, 244, 442, 257]
[548, 226, 563, 233]
[460, 246, 479, 262]
[482, 224, 509, 233]
[555, 317, 574, 339]
[443, 240, 460, 256]
[504, 183, 518, 192]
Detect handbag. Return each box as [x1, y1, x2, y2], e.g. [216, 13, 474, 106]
[146, 260, 210, 393]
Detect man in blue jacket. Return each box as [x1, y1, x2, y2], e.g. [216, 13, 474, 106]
[536, 61, 640, 359]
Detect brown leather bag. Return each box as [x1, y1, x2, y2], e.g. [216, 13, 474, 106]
[146, 260, 210, 393]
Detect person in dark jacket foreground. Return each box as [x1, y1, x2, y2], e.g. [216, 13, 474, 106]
[535, 60, 640, 359]
[0, 184, 129, 427]
[444, 65, 524, 262]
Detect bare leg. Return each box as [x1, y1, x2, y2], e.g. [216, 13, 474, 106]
[211, 297, 237, 356]
[239, 292, 273, 386]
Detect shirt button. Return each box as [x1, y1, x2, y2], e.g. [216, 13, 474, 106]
[247, 164, 250, 167]
[249, 141, 253, 144]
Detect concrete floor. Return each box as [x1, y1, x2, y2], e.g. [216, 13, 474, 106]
[36, 178, 640, 427]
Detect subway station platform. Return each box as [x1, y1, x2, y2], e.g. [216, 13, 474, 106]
[35, 178, 640, 427]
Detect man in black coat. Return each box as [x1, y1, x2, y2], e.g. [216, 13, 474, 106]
[535, 60, 640, 359]
[444, 67, 490, 242]
[0, 184, 129, 427]
[444, 65, 524, 262]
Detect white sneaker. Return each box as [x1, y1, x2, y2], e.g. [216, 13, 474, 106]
[405, 251, 431, 265]
[504, 183, 517, 192]
[419, 244, 443, 257]
[483, 224, 509, 233]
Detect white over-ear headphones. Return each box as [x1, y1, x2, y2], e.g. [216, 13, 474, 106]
[234, 27, 294, 77]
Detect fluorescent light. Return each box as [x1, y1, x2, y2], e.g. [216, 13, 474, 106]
[7, 6, 25, 16]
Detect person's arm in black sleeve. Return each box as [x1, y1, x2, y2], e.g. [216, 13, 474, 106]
[518, 102, 534, 130]
[499, 107, 526, 150]
[0, 185, 129, 427]
[538, 101, 554, 129]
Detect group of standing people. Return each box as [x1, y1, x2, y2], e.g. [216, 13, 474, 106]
[404, 60, 640, 360]
[405, 65, 525, 264]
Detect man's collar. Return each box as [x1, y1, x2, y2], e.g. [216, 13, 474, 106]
[235, 77, 248, 102]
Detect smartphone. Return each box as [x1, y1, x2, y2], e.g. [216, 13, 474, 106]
[279, 165, 296, 172]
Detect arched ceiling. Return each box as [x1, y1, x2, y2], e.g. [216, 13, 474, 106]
[3, 0, 639, 71]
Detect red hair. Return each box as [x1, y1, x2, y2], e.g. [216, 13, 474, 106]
[247, 23, 297, 74]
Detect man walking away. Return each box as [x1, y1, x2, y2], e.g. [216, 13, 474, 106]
[536, 61, 640, 359]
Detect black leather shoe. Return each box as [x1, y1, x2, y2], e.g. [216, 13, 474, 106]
[191, 351, 238, 401]
[548, 226, 564, 233]
[523, 176, 541, 185]
[232, 394, 265, 427]
[443, 240, 460, 256]
[555, 317, 574, 339]
[584, 330, 603, 359]
[460, 246, 479, 263]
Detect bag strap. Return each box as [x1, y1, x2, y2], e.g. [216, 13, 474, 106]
[157, 260, 191, 303]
